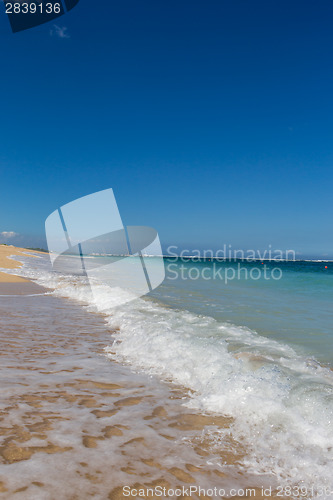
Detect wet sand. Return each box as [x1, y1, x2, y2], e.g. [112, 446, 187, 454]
[0, 245, 43, 284]
[0, 245, 49, 296]
[0, 246, 282, 499]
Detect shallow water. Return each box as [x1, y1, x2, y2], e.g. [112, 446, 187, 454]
[1, 253, 333, 498]
[0, 292, 260, 498]
[152, 258, 333, 364]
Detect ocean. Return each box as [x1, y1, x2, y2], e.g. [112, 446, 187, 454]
[1, 252, 333, 498]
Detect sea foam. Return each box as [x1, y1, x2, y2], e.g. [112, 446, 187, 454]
[4, 253, 333, 498]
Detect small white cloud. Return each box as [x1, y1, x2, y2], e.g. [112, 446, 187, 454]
[50, 25, 70, 39]
[1, 231, 18, 239]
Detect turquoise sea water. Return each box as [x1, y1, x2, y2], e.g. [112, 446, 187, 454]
[2, 252, 333, 493]
[151, 258, 333, 365]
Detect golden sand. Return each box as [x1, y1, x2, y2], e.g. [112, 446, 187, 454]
[0, 244, 44, 283]
[0, 247, 285, 499]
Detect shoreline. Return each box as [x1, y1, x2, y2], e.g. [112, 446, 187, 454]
[0, 245, 285, 498]
[0, 245, 49, 295]
[0, 244, 30, 283]
[0, 244, 46, 282]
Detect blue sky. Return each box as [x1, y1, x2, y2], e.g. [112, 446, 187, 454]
[0, 0, 332, 257]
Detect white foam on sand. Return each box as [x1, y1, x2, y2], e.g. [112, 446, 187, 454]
[4, 253, 333, 498]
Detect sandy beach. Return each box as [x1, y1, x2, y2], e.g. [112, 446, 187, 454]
[0, 246, 285, 499]
[0, 246, 48, 296]
[0, 245, 32, 283]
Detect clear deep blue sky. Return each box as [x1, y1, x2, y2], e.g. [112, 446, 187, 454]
[0, 0, 332, 257]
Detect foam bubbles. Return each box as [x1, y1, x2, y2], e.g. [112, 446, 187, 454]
[5, 253, 333, 497]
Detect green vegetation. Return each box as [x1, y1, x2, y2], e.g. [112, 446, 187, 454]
[26, 247, 48, 253]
